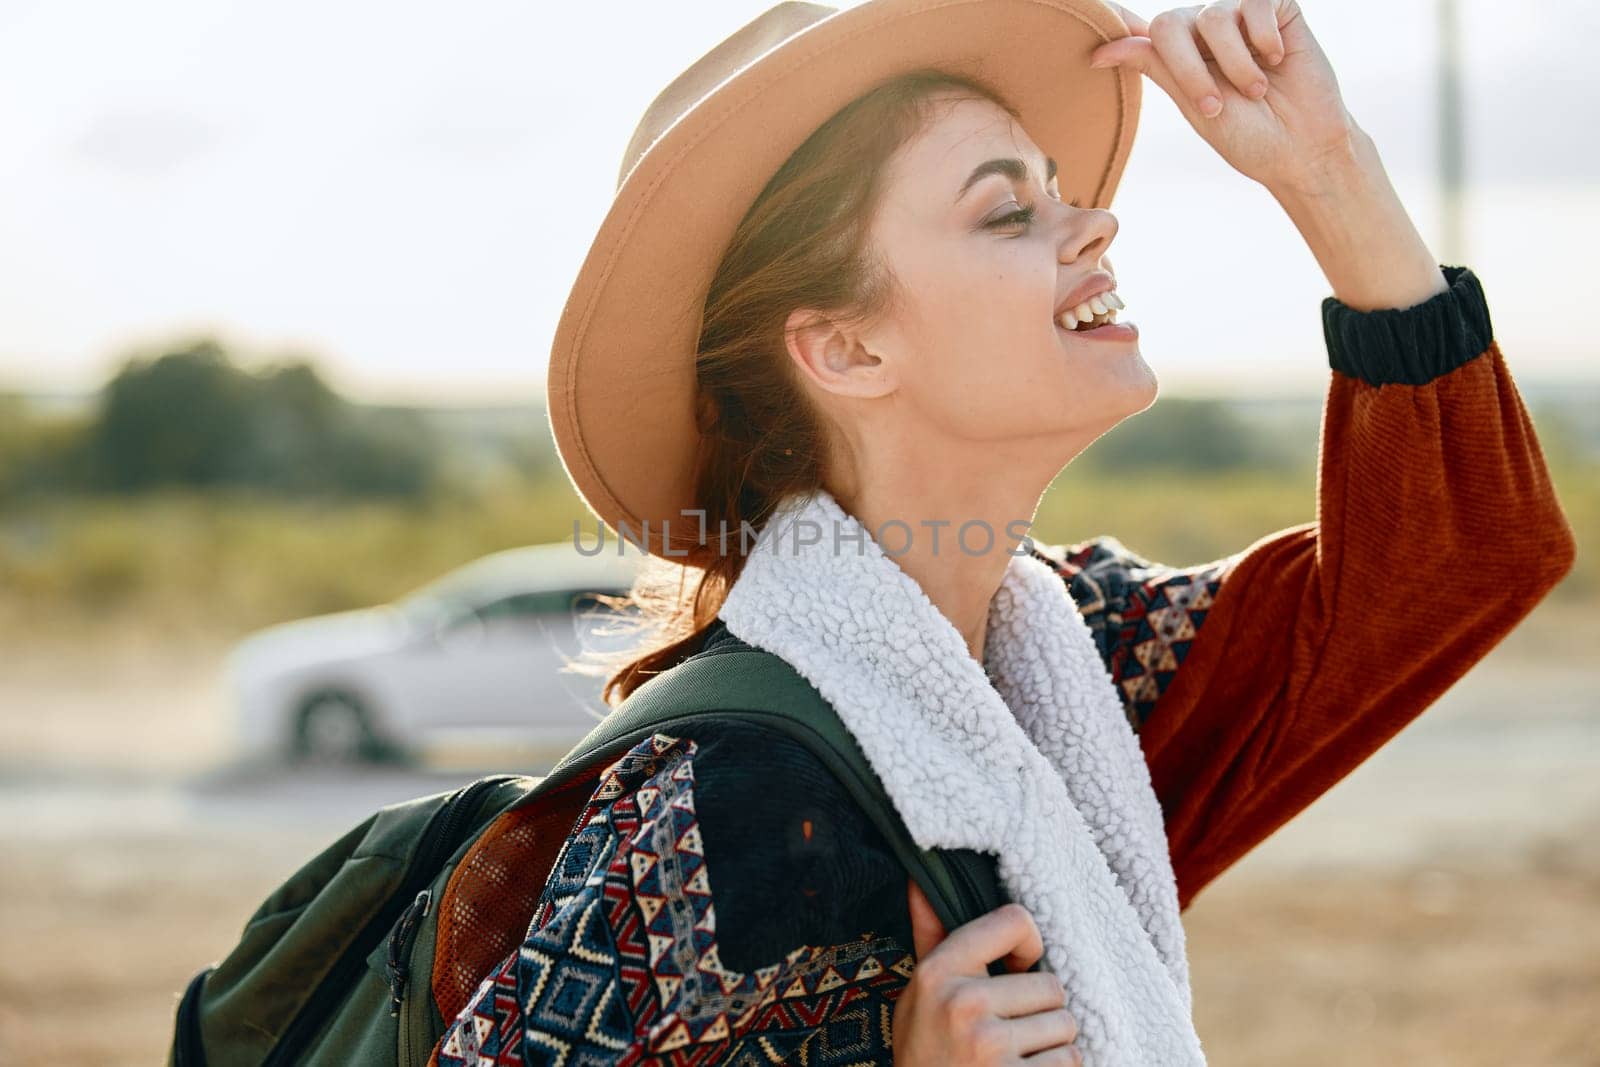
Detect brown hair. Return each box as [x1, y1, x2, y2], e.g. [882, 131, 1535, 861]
[571, 67, 1020, 707]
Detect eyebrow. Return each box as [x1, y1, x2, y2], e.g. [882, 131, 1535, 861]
[955, 154, 1058, 202]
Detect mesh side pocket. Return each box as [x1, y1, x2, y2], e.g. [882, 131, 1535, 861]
[430, 773, 597, 1024]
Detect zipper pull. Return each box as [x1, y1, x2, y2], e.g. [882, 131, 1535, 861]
[387, 889, 432, 1017]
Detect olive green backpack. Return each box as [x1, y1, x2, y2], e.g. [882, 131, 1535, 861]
[168, 643, 1006, 1067]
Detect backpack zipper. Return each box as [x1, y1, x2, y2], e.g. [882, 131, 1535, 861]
[391, 888, 435, 1067]
[386, 888, 432, 1017]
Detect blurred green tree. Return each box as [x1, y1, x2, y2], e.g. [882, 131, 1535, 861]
[83, 337, 438, 496]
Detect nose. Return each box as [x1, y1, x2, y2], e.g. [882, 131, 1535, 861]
[1058, 205, 1118, 265]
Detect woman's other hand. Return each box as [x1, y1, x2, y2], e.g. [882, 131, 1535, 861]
[1090, 0, 1360, 193]
[892, 879, 1082, 1065]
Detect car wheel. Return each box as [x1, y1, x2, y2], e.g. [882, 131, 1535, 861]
[293, 689, 382, 764]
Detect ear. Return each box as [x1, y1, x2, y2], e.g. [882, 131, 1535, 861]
[782, 307, 895, 400]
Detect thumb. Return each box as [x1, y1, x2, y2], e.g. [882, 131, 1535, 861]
[907, 877, 947, 961]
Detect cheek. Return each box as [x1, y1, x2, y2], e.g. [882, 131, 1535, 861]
[884, 244, 1065, 424]
[913, 261, 1052, 367]
[901, 310, 1068, 434]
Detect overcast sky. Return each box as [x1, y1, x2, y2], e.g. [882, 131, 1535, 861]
[1, 0, 1595, 404]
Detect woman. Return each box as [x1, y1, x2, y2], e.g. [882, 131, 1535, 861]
[435, 0, 1577, 1063]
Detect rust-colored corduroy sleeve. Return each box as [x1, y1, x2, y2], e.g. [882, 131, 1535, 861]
[1132, 264, 1578, 910]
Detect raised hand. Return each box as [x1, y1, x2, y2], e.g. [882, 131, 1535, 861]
[1091, 0, 1359, 193]
[1091, 0, 1449, 310]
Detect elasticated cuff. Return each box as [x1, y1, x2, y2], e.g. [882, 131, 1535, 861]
[1321, 264, 1494, 386]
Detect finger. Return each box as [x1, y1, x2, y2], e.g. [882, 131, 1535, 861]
[1007, 1007, 1082, 1056]
[1087, 36, 1189, 116]
[985, 971, 1070, 1019]
[907, 878, 947, 961]
[1089, 35, 1141, 69]
[1089, 20, 1143, 69]
[1194, 1, 1270, 98]
[1239, 0, 1285, 65]
[1148, 7, 1226, 118]
[930, 902, 1044, 977]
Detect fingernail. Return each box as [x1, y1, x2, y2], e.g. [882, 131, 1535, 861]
[1089, 55, 1110, 68]
[1268, 52, 1283, 65]
[1200, 95, 1222, 117]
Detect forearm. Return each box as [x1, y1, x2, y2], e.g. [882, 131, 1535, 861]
[1267, 125, 1449, 313]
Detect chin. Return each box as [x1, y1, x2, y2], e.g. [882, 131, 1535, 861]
[1134, 361, 1160, 407]
[1086, 366, 1158, 434]
[1117, 351, 1159, 411]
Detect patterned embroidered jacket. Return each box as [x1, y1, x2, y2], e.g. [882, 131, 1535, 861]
[433, 265, 1577, 1065]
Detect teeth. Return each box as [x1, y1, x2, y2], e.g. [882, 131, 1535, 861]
[1057, 289, 1125, 331]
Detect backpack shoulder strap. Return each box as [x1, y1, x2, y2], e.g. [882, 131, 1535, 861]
[544, 645, 1006, 938]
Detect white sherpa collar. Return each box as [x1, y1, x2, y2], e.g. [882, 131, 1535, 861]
[716, 487, 1207, 1066]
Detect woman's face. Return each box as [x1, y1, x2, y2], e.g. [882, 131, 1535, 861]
[808, 91, 1158, 465]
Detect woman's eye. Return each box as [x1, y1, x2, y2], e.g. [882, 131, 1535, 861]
[985, 197, 1083, 230]
[987, 205, 1036, 229]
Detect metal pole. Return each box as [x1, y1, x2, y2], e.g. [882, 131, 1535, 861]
[1437, 0, 1466, 264]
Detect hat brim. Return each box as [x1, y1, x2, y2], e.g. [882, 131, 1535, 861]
[548, 0, 1141, 558]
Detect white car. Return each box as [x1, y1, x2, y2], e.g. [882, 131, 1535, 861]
[226, 542, 647, 764]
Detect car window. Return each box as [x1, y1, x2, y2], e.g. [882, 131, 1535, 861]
[570, 589, 631, 614]
[473, 587, 630, 622]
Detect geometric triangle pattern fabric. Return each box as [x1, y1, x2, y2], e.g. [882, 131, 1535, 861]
[434, 732, 913, 1066]
[1030, 536, 1238, 734]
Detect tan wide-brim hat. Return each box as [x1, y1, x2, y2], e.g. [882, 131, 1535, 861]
[548, 0, 1141, 559]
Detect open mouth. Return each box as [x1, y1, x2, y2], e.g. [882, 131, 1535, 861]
[1056, 289, 1124, 332]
